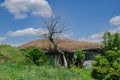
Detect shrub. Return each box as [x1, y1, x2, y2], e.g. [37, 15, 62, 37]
[105, 48, 120, 62]
[25, 47, 48, 65]
[91, 49, 120, 80]
[91, 32, 120, 80]
[74, 50, 85, 68]
[75, 50, 85, 60]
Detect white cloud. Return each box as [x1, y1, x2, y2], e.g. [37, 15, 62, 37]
[8, 27, 74, 39]
[79, 27, 120, 43]
[79, 15, 120, 43]
[0, 37, 6, 42]
[109, 15, 120, 27]
[79, 33, 103, 43]
[1, 0, 52, 19]
[8, 28, 47, 37]
[109, 27, 120, 33]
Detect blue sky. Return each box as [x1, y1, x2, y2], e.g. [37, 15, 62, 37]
[0, 0, 120, 46]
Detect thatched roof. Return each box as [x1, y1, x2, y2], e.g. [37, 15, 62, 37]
[18, 38, 102, 51]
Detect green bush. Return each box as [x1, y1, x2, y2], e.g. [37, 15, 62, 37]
[75, 50, 85, 60]
[25, 47, 49, 65]
[74, 50, 85, 68]
[105, 48, 120, 62]
[91, 54, 108, 79]
[91, 49, 120, 80]
[92, 32, 120, 80]
[91, 51, 120, 80]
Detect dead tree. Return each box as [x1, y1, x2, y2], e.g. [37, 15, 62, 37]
[42, 16, 68, 68]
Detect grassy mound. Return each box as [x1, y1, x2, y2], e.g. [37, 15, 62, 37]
[19, 38, 101, 50]
[0, 44, 25, 64]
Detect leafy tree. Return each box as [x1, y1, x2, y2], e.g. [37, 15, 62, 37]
[113, 33, 120, 49]
[92, 32, 120, 80]
[102, 32, 120, 51]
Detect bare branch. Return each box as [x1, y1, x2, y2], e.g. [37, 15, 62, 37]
[42, 16, 67, 50]
[41, 15, 68, 67]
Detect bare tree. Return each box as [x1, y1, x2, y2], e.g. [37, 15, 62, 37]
[42, 16, 68, 68]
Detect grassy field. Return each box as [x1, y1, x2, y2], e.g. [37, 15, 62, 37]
[0, 63, 94, 80]
[0, 44, 94, 80]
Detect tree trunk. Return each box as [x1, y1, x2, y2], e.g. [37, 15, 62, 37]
[57, 49, 68, 68]
[54, 54, 61, 66]
[62, 53, 68, 68]
[49, 38, 68, 68]
[54, 55, 57, 66]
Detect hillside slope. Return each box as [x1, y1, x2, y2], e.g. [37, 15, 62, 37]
[0, 44, 25, 63]
[19, 38, 101, 50]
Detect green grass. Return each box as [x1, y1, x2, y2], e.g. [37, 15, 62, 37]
[0, 63, 94, 80]
[0, 44, 25, 64]
[0, 44, 94, 80]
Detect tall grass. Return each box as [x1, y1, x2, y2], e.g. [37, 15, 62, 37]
[0, 44, 94, 80]
[0, 63, 94, 80]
